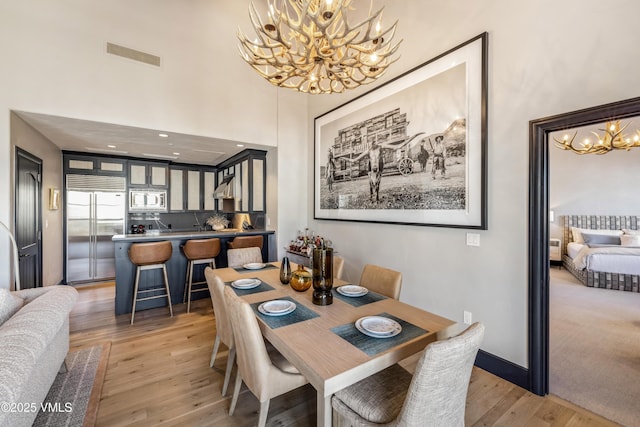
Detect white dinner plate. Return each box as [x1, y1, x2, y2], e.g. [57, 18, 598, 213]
[243, 262, 266, 270]
[355, 316, 402, 338]
[258, 300, 296, 316]
[231, 278, 261, 289]
[337, 285, 368, 297]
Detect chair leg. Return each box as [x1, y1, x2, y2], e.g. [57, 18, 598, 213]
[258, 399, 270, 427]
[209, 335, 221, 368]
[229, 373, 243, 416]
[183, 260, 191, 303]
[131, 266, 141, 324]
[162, 264, 173, 317]
[222, 347, 235, 397]
[186, 261, 194, 313]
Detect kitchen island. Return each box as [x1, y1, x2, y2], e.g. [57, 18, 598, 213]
[112, 229, 276, 315]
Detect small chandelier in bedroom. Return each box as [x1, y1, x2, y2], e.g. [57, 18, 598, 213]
[237, 0, 401, 95]
[554, 120, 640, 155]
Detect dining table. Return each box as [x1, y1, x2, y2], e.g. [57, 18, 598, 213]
[216, 261, 455, 427]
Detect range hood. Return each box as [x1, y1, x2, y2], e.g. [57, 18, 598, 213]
[214, 175, 234, 199]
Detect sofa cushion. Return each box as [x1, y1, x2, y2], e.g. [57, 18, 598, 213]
[0, 289, 24, 326]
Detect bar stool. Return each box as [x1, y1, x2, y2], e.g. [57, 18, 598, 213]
[182, 238, 221, 313]
[129, 240, 173, 324]
[227, 235, 263, 250]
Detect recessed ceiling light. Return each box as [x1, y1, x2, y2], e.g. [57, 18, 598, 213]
[158, 133, 169, 138]
[173, 152, 180, 156]
[107, 144, 116, 148]
[236, 144, 245, 147]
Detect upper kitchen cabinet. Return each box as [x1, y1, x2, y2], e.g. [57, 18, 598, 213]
[64, 152, 126, 176]
[215, 149, 266, 213]
[169, 165, 216, 212]
[129, 161, 168, 189]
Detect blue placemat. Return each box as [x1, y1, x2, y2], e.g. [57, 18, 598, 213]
[225, 279, 275, 296]
[250, 296, 319, 329]
[232, 263, 278, 273]
[331, 313, 428, 357]
[333, 285, 387, 307]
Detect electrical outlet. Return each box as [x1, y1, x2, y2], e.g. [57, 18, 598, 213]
[464, 311, 473, 325]
[466, 233, 480, 247]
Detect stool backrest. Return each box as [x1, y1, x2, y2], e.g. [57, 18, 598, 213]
[228, 235, 263, 249]
[183, 238, 221, 260]
[129, 241, 172, 265]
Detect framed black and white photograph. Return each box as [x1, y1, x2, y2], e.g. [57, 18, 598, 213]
[314, 33, 488, 229]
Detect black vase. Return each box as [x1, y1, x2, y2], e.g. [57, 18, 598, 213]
[312, 248, 333, 305]
[280, 256, 292, 284]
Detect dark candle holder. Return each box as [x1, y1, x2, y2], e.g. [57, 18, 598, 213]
[312, 247, 333, 305]
[279, 256, 292, 284]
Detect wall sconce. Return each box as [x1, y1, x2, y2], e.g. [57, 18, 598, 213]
[49, 188, 60, 210]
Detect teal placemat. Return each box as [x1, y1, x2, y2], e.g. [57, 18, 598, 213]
[232, 263, 278, 273]
[225, 279, 275, 296]
[250, 296, 319, 329]
[333, 286, 387, 307]
[331, 313, 428, 357]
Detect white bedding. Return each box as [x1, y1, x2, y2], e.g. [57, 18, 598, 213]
[569, 244, 640, 275]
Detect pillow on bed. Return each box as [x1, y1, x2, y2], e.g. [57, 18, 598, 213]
[571, 227, 623, 243]
[622, 229, 640, 236]
[621, 234, 640, 246]
[582, 233, 621, 245]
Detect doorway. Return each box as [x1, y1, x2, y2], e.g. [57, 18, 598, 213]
[528, 96, 640, 395]
[15, 148, 43, 289]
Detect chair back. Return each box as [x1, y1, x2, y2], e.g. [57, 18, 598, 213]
[359, 264, 402, 299]
[204, 267, 233, 347]
[183, 238, 220, 260]
[333, 256, 345, 280]
[227, 247, 263, 268]
[395, 322, 485, 426]
[128, 241, 172, 266]
[224, 286, 274, 400]
[228, 235, 263, 249]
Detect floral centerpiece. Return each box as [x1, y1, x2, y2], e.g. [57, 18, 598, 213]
[206, 213, 229, 231]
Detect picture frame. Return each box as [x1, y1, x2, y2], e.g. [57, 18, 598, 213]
[314, 33, 488, 229]
[49, 188, 60, 210]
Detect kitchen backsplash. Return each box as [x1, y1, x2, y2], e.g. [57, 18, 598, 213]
[127, 211, 265, 233]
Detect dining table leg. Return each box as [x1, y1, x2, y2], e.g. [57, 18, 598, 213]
[317, 389, 332, 427]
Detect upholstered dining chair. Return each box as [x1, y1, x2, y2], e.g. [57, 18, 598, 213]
[228, 235, 263, 249]
[333, 255, 345, 280]
[204, 267, 235, 396]
[227, 247, 263, 268]
[224, 286, 309, 427]
[359, 264, 402, 299]
[331, 322, 485, 427]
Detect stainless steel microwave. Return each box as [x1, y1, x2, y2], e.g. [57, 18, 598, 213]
[129, 190, 167, 211]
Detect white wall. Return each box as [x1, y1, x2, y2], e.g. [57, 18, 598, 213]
[306, 0, 640, 366]
[0, 1, 307, 289]
[549, 124, 640, 239]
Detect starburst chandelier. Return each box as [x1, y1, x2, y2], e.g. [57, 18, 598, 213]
[554, 121, 640, 154]
[237, 0, 401, 95]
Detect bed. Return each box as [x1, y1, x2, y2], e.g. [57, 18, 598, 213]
[561, 215, 640, 292]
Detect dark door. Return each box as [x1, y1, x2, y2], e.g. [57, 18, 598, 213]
[15, 148, 42, 289]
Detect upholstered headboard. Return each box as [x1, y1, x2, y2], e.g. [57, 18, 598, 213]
[561, 215, 640, 254]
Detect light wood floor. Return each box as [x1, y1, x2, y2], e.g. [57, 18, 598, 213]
[69, 282, 620, 426]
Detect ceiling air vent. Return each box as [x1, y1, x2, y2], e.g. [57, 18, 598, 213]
[106, 42, 160, 67]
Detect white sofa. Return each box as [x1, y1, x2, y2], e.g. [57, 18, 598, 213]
[0, 286, 78, 427]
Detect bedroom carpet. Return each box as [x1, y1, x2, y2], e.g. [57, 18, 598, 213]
[550, 268, 640, 427]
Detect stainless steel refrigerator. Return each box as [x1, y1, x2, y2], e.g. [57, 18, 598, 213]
[66, 175, 126, 284]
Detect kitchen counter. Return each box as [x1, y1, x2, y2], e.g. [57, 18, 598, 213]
[112, 229, 276, 315]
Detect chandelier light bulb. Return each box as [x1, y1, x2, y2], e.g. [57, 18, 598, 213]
[237, 0, 402, 94]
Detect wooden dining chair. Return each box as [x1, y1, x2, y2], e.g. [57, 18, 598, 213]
[224, 286, 309, 427]
[331, 322, 485, 427]
[227, 247, 263, 268]
[359, 264, 402, 299]
[204, 267, 235, 396]
[333, 255, 345, 280]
